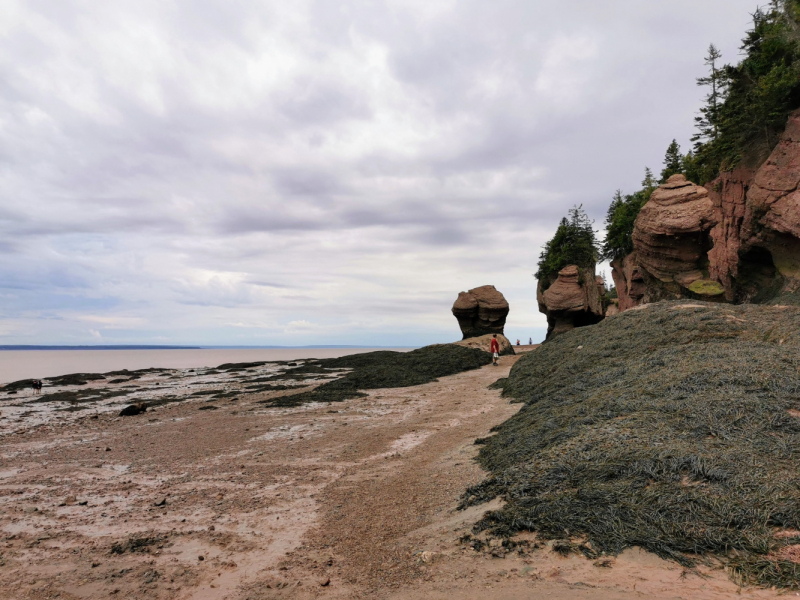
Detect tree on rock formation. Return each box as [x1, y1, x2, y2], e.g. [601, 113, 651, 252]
[659, 139, 685, 183]
[600, 168, 657, 262]
[535, 205, 598, 290]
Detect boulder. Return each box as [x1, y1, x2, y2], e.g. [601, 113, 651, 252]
[537, 265, 604, 340]
[119, 403, 147, 417]
[453, 333, 515, 356]
[452, 285, 509, 339]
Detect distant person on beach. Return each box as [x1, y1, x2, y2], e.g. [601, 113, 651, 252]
[32, 380, 42, 395]
[529, 337, 532, 345]
[516, 339, 520, 346]
[490, 334, 500, 366]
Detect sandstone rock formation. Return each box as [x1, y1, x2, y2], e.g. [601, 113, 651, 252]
[454, 333, 515, 356]
[707, 109, 800, 303]
[452, 285, 509, 339]
[631, 174, 722, 300]
[612, 108, 800, 310]
[610, 253, 646, 311]
[537, 265, 604, 339]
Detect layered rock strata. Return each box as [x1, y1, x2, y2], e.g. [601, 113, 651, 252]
[707, 110, 800, 302]
[632, 174, 722, 300]
[613, 110, 800, 311]
[452, 285, 509, 339]
[537, 265, 604, 339]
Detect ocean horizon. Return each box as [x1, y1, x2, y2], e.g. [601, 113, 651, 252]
[0, 346, 415, 384]
[0, 344, 415, 351]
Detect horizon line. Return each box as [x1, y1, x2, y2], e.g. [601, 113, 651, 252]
[0, 344, 418, 351]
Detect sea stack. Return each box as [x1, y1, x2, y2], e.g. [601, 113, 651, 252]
[537, 265, 604, 339]
[451, 285, 509, 340]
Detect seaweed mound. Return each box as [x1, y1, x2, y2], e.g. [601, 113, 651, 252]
[464, 301, 800, 588]
[265, 344, 491, 407]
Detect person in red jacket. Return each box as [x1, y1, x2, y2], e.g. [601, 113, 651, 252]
[490, 334, 500, 366]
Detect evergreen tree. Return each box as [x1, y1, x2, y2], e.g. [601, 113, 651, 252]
[641, 167, 657, 193]
[600, 168, 655, 261]
[536, 206, 599, 287]
[690, 0, 800, 182]
[660, 140, 684, 183]
[693, 44, 726, 147]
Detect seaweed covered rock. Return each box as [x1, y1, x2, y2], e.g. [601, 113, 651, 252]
[463, 301, 800, 588]
[454, 333, 515, 356]
[119, 403, 147, 417]
[537, 265, 604, 339]
[452, 286, 509, 339]
[265, 343, 492, 407]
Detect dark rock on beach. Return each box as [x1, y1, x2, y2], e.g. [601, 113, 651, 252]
[119, 403, 148, 417]
[452, 285, 509, 339]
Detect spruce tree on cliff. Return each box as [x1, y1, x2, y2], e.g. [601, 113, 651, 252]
[689, 0, 800, 182]
[600, 168, 657, 261]
[659, 140, 684, 183]
[536, 206, 598, 289]
[693, 44, 726, 146]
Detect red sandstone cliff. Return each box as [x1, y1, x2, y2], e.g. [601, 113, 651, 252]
[613, 108, 800, 310]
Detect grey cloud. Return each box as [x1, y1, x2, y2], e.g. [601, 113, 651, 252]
[271, 167, 350, 198]
[276, 80, 373, 125]
[0, 0, 762, 345]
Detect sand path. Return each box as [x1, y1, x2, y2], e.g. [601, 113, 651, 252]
[0, 353, 785, 599]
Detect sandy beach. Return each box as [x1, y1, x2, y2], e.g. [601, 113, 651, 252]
[0, 349, 782, 599]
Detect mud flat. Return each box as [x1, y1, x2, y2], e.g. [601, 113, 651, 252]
[0, 343, 784, 599]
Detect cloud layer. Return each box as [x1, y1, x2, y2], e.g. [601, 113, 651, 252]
[0, 0, 759, 345]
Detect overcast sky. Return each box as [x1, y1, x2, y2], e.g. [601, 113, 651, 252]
[0, 0, 761, 346]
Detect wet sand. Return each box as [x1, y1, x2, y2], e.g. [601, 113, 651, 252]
[0, 352, 782, 599]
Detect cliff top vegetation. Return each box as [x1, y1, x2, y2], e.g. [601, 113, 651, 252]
[597, 0, 800, 263]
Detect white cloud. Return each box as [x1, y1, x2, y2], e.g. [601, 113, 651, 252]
[0, 0, 760, 346]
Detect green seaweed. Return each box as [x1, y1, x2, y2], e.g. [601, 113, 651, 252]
[262, 344, 491, 407]
[463, 300, 800, 589]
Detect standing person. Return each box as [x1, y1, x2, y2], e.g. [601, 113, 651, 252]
[490, 334, 500, 366]
[529, 337, 532, 345]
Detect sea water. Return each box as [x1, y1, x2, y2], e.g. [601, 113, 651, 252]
[0, 348, 409, 385]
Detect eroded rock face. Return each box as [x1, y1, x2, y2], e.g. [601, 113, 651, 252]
[452, 285, 509, 339]
[706, 110, 800, 302]
[632, 174, 720, 299]
[537, 265, 604, 339]
[611, 109, 800, 312]
[610, 253, 647, 311]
